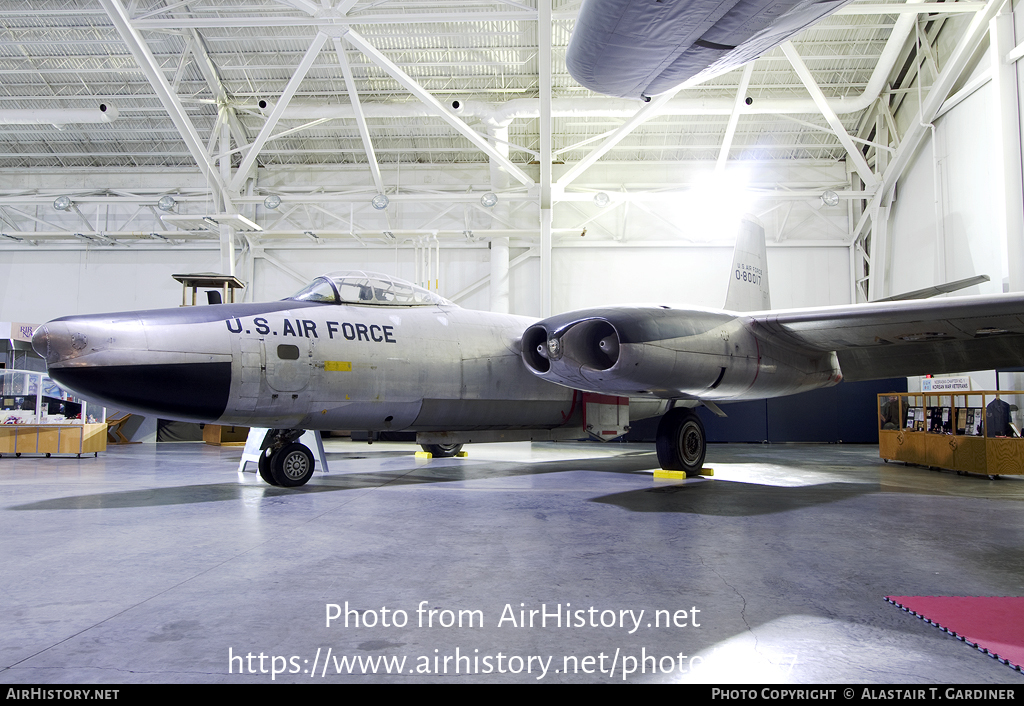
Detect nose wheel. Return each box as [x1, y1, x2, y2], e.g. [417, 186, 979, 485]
[257, 449, 279, 486]
[258, 430, 316, 487]
[656, 408, 706, 476]
[271, 442, 315, 486]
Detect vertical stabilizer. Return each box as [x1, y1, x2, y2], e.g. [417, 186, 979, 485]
[724, 215, 770, 312]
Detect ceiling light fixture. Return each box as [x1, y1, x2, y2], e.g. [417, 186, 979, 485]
[157, 195, 176, 212]
[53, 195, 72, 211]
[480, 192, 498, 208]
[820, 190, 839, 207]
[264, 194, 282, 210]
[593, 192, 610, 208]
[371, 194, 389, 210]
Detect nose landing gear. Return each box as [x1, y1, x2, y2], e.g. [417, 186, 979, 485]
[258, 429, 315, 487]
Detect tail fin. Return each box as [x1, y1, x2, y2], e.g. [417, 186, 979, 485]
[724, 215, 770, 312]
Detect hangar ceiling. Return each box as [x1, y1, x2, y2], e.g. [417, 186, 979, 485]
[0, 0, 1004, 305]
[0, 0, 965, 168]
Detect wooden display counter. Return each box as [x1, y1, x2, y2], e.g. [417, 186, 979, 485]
[878, 391, 1024, 478]
[0, 423, 107, 457]
[202, 424, 249, 446]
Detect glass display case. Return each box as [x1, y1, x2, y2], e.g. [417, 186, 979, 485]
[0, 369, 107, 457]
[878, 391, 1024, 478]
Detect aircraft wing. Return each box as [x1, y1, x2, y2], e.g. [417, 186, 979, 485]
[754, 293, 1024, 381]
[521, 292, 1024, 400]
[567, 0, 855, 99]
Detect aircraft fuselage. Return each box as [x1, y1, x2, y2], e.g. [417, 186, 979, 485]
[34, 300, 578, 432]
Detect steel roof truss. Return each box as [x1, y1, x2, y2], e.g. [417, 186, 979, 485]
[341, 27, 535, 186]
[334, 36, 385, 193]
[781, 40, 878, 190]
[229, 32, 330, 193]
[716, 62, 755, 174]
[99, 0, 225, 196]
[556, 89, 682, 188]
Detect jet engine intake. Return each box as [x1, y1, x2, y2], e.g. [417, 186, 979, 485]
[561, 318, 620, 371]
[521, 324, 551, 373]
[521, 318, 623, 390]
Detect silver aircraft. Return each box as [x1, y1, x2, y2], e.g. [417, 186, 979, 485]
[32, 269, 667, 486]
[31, 217, 1024, 486]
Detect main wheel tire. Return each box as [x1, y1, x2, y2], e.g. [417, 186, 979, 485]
[656, 408, 706, 476]
[420, 443, 464, 458]
[258, 449, 279, 486]
[270, 442, 315, 487]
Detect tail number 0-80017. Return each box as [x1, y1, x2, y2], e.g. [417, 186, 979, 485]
[735, 265, 762, 286]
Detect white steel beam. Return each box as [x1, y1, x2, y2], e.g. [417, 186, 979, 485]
[342, 28, 535, 186]
[836, 2, 986, 14]
[853, 0, 1005, 244]
[276, 0, 320, 15]
[990, 6, 1024, 291]
[867, 109, 891, 301]
[229, 32, 329, 193]
[781, 41, 879, 190]
[334, 36, 384, 194]
[556, 89, 680, 188]
[539, 0, 553, 316]
[186, 28, 248, 151]
[539, 0, 553, 209]
[131, 11, 535, 29]
[716, 62, 754, 174]
[98, 0, 224, 194]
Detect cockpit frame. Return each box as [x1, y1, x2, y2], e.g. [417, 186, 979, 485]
[288, 271, 453, 308]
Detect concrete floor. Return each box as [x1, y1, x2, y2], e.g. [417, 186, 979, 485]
[1, 439, 1023, 684]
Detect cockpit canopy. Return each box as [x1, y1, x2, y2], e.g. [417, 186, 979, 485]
[288, 271, 454, 307]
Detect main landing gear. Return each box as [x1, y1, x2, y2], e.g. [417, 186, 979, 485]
[258, 429, 315, 487]
[419, 442, 464, 457]
[656, 408, 706, 476]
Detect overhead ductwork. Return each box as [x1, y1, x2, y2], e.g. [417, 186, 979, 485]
[0, 104, 119, 129]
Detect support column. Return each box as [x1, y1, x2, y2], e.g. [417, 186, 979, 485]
[540, 208, 552, 317]
[220, 224, 236, 277]
[990, 6, 1024, 291]
[219, 116, 236, 276]
[490, 235, 510, 313]
[489, 124, 511, 314]
[539, 0, 553, 317]
[868, 107, 891, 301]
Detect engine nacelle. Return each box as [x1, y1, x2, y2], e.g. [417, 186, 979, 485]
[521, 306, 842, 401]
[523, 317, 620, 374]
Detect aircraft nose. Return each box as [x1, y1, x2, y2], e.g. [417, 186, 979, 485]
[34, 310, 234, 423]
[32, 320, 84, 365]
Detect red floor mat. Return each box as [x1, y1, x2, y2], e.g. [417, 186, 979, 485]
[886, 596, 1024, 673]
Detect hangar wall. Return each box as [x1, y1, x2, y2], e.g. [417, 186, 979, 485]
[883, 16, 1021, 299]
[886, 81, 1004, 297]
[0, 160, 851, 325]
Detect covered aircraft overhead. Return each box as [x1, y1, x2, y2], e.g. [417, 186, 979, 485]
[567, 0, 855, 99]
